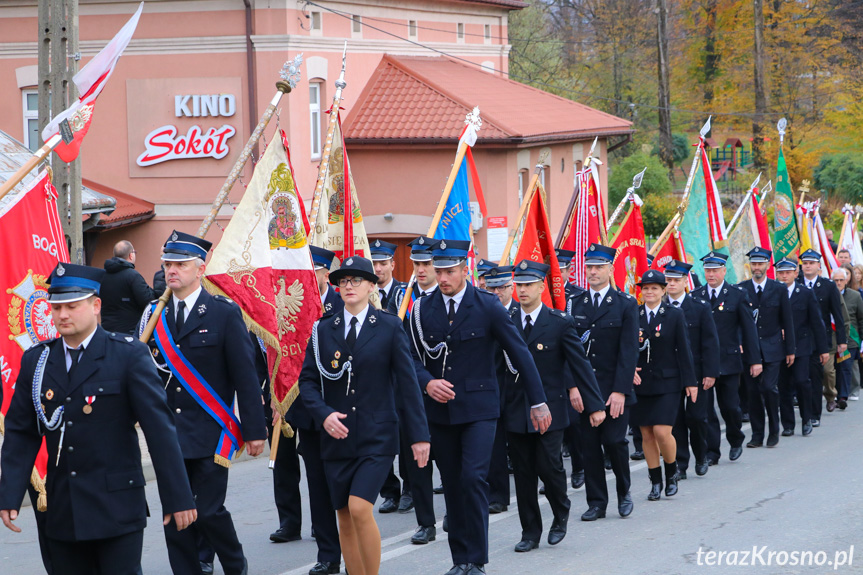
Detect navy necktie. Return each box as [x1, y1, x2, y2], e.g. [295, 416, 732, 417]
[176, 301, 186, 334]
[346, 316, 358, 349]
[448, 299, 456, 324]
[524, 315, 533, 338]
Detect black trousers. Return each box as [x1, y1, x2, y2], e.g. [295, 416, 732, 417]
[738, 373, 750, 415]
[488, 414, 511, 506]
[298, 428, 341, 564]
[672, 386, 709, 471]
[581, 407, 630, 510]
[632, 425, 642, 453]
[706, 373, 745, 461]
[744, 361, 781, 440]
[29, 486, 53, 574]
[508, 430, 570, 542]
[268, 420, 302, 533]
[400, 431, 436, 527]
[430, 419, 496, 565]
[780, 354, 812, 431]
[47, 530, 143, 575]
[809, 352, 825, 420]
[165, 457, 245, 575]
[562, 406, 583, 474]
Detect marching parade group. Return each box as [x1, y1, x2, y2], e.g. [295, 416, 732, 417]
[0, 225, 859, 575]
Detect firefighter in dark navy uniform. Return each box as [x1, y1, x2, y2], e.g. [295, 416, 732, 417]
[140, 230, 268, 575]
[298, 255, 430, 575]
[0, 263, 196, 575]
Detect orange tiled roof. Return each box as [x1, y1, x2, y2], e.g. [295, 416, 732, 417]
[82, 179, 155, 229]
[457, 0, 528, 8]
[344, 55, 633, 145]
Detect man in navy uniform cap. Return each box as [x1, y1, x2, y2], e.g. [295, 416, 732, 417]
[774, 257, 829, 437]
[140, 230, 268, 575]
[1, 263, 196, 574]
[555, 249, 585, 304]
[799, 248, 848, 425]
[738, 247, 795, 448]
[568, 243, 639, 521]
[410, 239, 550, 575]
[504, 260, 605, 553]
[286, 245, 343, 574]
[664, 260, 720, 479]
[370, 239, 406, 311]
[475, 259, 495, 290]
[691, 251, 761, 465]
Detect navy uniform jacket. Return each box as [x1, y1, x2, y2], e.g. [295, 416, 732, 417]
[410, 283, 546, 425]
[692, 282, 761, 375]
[637, 303, 697, 395]
[298, 307, 429, 460]
[803, 277, 847, 346]
[739, 279, 796, 363]
[788, 284, 829, 357]
[569, 287, 640, 405]
[564, 282, 586, 315]
[288, 286, 343, 432]
[379, 279, 407, 310]
[0, 328, 194, 541]
[144, 289, 267, 459]
[504, 305, 604, 434]
[494, 299, 521, 412]
[677, 295, 721, 382]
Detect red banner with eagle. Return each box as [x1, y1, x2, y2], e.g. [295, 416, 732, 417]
[0, 169, 69, 510]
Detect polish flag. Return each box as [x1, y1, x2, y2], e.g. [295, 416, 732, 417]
[41, 3, 143, 162]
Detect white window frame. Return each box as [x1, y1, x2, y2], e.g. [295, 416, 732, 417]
[484, 24, 491, 43]
[22, 89, 39, 152]
[409, 20, 418, 40]
[352, 14, 362, 37]
[457, 23, 465, 42]
[310, 11, 322, 34]
[309, 82, 322, 159]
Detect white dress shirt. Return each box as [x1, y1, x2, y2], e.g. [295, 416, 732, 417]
[707, 281, 725, 301]
[173, 286, 203, 323]
[441, 284, 468, 314]
[63, 327, 98, 371]
[588, 284, 611, 306]
[668, 294, 686, 307]
[343, 305, 370, 339]
[520, 305, 542, 329]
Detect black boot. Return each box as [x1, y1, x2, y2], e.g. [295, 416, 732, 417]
[664, 460, 679, 497]
[647, 467, 662, 501]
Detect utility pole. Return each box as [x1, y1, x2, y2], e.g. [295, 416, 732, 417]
[752, 0, 768, 172]
[39, 0, 83, 263]
[655, 0, 674, 180]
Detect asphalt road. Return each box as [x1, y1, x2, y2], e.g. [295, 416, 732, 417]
[3, 403, 863, 575]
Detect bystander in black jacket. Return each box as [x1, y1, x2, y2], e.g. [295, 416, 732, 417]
[101, 257, 155, 334]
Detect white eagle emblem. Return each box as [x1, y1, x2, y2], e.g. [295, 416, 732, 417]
[275, 278, 304, 337]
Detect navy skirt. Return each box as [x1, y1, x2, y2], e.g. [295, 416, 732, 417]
[323, 455, 394, 510]
[630, 391, 680, 427]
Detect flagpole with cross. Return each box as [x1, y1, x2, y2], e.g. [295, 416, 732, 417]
[397, 108, 482, 320]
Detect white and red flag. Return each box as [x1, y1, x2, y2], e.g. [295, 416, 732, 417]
[204, 131, 321, 414]
[41, 2, 143, 162]
[0, 169, 69, 510]
[558, 161, 605, 288]
[610, 194, 649, 300]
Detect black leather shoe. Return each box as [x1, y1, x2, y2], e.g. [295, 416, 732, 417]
[604, 455, 613, 469]
[539, 484, 546, 495]
[741, 412, 751, 422]
[802, 423, 813, 436]
[442, 514, 448, 532]
[664, 462, 678, 497]
[707, 457, 719, 466]
[648, 482, 662, 501]
[618, 492, 634, 517]
[270, 527, 301, 543]
[678, 469, 687, 480]
[489, 502, 507, 514]
[398, 493, 415, 513]
[811, 419, 821, 428]
[695, 461, 709, 476]
[827, 400, 837, 412]
[581, 506, 606, 521]
[200, 562, 214, 575]
[766, 434, 779, 447]
[547, 516, 567, 545]
[309, 561, 341, 575]
[434, 484, 445, 494]
[443, 564, 468, 575]
[562, 444, 570, 458]
[729, 446, 743, 461]
[465, 564, 486, 575]
[781, 429, 794, 437]
[514, 539, 539, 552]
[838, 398, 848, 410]
[630, 450, 645, 461]
[746, 438, 763, 448]
[411, 525, 436, 545]
[378, 497, 398, 513]
[572, 470, 585, 489]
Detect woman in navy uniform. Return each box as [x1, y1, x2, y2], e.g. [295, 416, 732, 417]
[298, 256, 430, 575]
[632, 270, 697, 501]
[0, 263, 196, 575]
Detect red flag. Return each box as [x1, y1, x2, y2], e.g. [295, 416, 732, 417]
[560, 165, 604, 288]
[514, 187, 567, 310]
[204, 132, 321, 414]
[611, 196, 649, 299]
[0, 169, 69, 510]
[751, 190, 775, 279]
[41, 3, 142, 162]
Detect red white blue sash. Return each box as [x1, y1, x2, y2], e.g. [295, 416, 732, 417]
[153, 306, 244, 465]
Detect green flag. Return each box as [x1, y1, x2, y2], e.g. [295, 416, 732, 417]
[772, 146, 799, 259]
[679, 153, 714, 282]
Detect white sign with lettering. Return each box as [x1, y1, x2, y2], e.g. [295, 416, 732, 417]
[136, 124, 236, 166]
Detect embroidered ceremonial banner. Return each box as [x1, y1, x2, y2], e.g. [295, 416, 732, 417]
[611, 195, 649, 300]
[679, 151, 714, 282]
[773, 146, 799, 259]
[0, 169, 68, 510]
[559, 163, 604, 288]
[204, 131, 321, 415]
[727, 196, 758, 282]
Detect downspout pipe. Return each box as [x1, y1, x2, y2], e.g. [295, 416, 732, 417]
[244, 0, 259, 157]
